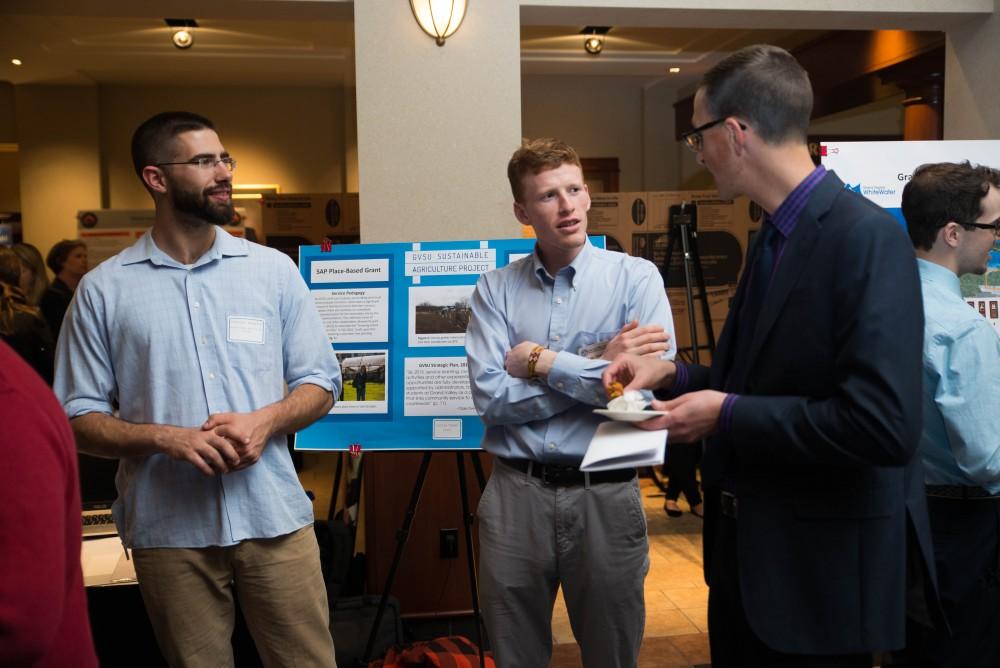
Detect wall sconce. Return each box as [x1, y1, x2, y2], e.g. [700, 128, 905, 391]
[410, 0, 468, 47]
[165, 18, 198, 50]
[581, 26, 610, 56]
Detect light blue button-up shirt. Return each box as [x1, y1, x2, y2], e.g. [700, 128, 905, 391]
[917, 258, 1000, 493]
[466, 241, 674, 465]
[54, 228, 341, 548]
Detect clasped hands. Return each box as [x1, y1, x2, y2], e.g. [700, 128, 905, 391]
[163, 410, 276, 476]
[601, 353, 727, 442]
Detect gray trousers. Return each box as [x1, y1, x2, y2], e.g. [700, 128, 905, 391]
[477, 459, 649, 668]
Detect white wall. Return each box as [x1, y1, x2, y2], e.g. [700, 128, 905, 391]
[944, 0, 1000, 139]
[99, 85, 349, 209]
[524, 76, 906, 194]
[522, 75, 647, 191]
[354, 0, 522, 243]
[15, 86, 102, 256]
[809, 94, 905, 136]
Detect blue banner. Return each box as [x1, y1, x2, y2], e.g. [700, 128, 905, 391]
[295, 237, 605, 451]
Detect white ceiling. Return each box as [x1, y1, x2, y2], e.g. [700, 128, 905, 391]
[0, 1, 973, 89]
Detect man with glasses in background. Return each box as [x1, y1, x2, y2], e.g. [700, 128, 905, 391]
[603, 45, 941, 665]
[55, 111, 340, 667]
[892, 162, 1000, 667]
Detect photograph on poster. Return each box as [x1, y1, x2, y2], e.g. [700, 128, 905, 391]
[332, 350, 388, 415]
[312, 287, 389, 344]
[403, 357, 477, 417]
[407, 284, 475, 348]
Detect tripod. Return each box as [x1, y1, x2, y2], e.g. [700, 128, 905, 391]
[661, 202, 716, 363]
[361, 451, 489, 668]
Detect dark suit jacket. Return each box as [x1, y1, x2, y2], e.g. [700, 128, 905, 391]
[686, 172, 940, 654]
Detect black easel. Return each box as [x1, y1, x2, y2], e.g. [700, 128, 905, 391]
[661, 202, 716, 362]
[361, 451, 489, 668]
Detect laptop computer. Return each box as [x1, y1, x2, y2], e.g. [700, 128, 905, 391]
[79, 454, 119, 538]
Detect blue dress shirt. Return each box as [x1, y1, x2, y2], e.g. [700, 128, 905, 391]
[54, 229, 341, 548]
[917, 258, 1000, 493]
[465, 240, 674, 465]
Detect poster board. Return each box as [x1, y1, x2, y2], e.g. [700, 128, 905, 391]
[260, 193, 360, 262]
[295, 236, 605, 451]
[823, 140, 1000, 330]
[579, 190, 758, 354]
[77, 208, 248, 266]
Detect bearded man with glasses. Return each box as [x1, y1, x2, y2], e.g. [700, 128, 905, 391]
[891, 161, 1000, 667]
[54, 111, 340, 667]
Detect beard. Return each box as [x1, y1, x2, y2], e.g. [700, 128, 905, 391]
[169, 180, 235, 227]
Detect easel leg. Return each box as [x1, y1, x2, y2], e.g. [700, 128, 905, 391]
[327, 453, 344, 521]
[456, 453, 487, 668]
[361, 451, 433, 664]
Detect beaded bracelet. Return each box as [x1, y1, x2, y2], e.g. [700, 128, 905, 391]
[526, 345, 544, 378]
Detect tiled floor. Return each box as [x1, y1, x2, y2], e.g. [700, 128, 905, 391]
[298, 455, 711, 666]
[547, 477, 711, 667]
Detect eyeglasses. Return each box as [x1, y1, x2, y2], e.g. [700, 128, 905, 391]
[155, 156, 237, 172]
[681, 117, 747, 153]
[966, 219, 1000, 238]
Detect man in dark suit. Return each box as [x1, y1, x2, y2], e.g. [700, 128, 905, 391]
[604, 44, 939, 666]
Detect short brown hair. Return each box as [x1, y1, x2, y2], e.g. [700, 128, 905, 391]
[131, 111, 216, 180]
[507, 138, 582, 202]
[46, 239, 86, 274]
[902, 161, 992, 251]
[701, 44, 812, 145]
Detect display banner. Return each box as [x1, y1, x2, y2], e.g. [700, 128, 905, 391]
[822, 140, 1000, 316]
[822, 140, 1000, 228]
[295, 237, 606, 451]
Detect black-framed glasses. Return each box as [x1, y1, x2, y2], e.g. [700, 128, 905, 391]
[681, 118, 747, 153]
[155, 156, 237, 172]
[966, 219, 1000, 237]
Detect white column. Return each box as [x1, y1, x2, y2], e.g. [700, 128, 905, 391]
[353, 0, 522, 243]
[944, 1, 1000, 139]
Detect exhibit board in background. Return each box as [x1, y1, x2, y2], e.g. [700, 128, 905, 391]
[295, 237, 605, 451]
[584, 189, 760, 355]
[823, 140, 1000, 332]
[76, 208, 248, 266]
[260, 193, 360, 263]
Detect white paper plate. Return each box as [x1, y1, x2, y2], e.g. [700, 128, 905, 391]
[593, 408, 667, 423]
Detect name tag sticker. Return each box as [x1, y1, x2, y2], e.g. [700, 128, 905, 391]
[228, 316, 265, 345]
[432, 419, 463, 440]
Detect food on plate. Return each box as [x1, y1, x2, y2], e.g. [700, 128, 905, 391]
[606, 390, 648, 413]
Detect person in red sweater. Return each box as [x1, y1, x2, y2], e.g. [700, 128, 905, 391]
[0, 340, 97, 667]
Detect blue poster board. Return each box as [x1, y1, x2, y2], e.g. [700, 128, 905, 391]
[295, 237, 606, 451]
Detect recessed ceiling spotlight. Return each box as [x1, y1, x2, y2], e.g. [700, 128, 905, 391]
[669, 67, 681, 73]
[165, 18, 198, 50]
[172, 29, 193, 49]
[580, 26, 611, 56]
[11, 58, 22, 66]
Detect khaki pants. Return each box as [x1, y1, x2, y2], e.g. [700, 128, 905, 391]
[132, 525, 336, 668]
[477, 459, 649, 668]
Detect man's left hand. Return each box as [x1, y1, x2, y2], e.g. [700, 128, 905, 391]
[635, 390, 728, 441]
[202, 410, 276, 470]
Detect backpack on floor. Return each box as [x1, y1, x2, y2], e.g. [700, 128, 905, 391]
[372, 635, 495, 668]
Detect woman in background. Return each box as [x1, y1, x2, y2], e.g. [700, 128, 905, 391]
[12, 243, 49, 306]
[0, 247, 55, 384]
